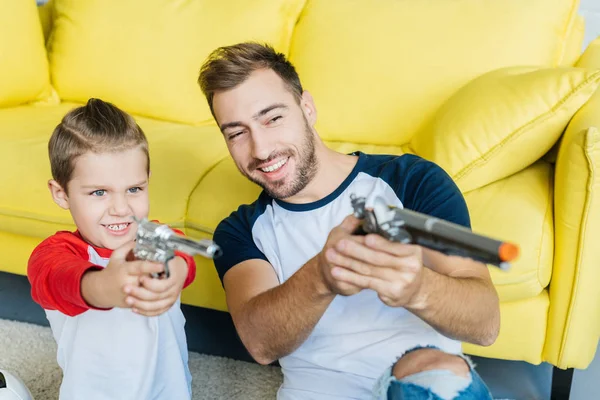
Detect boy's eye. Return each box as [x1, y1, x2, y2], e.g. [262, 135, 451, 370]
[90, 190, 106, 197]
[128, 187, 142, 194]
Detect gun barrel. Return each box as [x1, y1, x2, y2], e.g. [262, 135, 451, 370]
[134, 218, 222, 260]
[394, 207, 519, 269]
[168, 235, 223, 259]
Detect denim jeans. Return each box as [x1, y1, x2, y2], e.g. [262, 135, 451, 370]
[372, 347, 493, 400]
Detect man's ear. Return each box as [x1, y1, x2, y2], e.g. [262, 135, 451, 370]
[301, 90, 317, 126]
[48, 180, 70, 210]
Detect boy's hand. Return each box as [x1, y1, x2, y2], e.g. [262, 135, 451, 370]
[81, 241, 165, 309]
[124, 256, 188, 317]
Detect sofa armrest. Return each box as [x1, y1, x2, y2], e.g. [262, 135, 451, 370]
[543, 87, 600, 369]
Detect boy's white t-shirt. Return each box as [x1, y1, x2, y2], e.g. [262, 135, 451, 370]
[44, 246, 192, 400]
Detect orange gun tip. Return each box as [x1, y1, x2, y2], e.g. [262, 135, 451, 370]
[499, 242, 520, 262]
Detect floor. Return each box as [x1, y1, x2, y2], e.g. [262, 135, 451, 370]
[1, 271, 597, 399]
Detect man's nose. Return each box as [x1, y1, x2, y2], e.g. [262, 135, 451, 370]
[109, 194, 130, 216]
[250, 129, 275, 161]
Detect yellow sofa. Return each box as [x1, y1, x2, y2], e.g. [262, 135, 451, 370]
[1, 0, 599, 370]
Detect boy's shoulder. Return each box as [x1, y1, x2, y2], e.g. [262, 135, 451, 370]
[33, 231, 90, 256]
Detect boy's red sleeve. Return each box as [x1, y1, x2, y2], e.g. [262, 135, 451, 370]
[27, 233, 103, 317]
[171, 228, 197, 288]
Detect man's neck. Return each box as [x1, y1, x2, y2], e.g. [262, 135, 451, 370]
[284, 144, 359, 204]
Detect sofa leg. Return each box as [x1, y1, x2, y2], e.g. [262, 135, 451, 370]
[551, 366, 574, 400]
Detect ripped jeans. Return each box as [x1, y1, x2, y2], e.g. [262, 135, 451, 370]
[372, 347, 493, 400]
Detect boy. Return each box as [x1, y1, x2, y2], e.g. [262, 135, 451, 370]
[27, 98, 196, 400]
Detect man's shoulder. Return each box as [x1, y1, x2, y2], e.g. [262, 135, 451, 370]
[358, 152, 434, 175]
[215, 191, 273, 237]
[357, 152, 445, 188]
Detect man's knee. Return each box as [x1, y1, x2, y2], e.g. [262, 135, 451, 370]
[392, 348, 470, 380]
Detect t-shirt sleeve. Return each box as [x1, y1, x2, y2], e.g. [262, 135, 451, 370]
[212, 212, 268, 284]
[171, 227, 197, 289]
[401, 157, 471, 229]
[27, 232, 105, 317]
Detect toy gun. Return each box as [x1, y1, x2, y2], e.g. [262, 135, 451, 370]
[350, 194, 518, 271]
[132, 217, 222, 278]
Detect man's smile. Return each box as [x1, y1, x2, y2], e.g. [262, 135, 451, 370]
[258, 157, 289, 173]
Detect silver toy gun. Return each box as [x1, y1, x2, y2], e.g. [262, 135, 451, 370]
[132, 217, 222, 278]
[350, 194, 519, 271]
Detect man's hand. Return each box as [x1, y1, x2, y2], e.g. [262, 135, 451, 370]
[325, 232, 425, 308]
[317, 215, 367, 297]
[124, 256, 189, 317]
[81, 241, 165, 309]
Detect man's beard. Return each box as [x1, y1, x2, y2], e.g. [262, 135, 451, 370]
[243, 120, 318, 200]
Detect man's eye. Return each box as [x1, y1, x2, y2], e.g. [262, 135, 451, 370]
[228, 132, 243, 140]
[268, 116, 282, 124]
[128, 187, 142, 194]
[90, 190, 106, 196]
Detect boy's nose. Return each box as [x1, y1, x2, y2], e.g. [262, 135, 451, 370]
[109, 195, 130, 216]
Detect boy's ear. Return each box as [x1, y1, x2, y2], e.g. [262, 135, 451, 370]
[48, 180, 70, 210]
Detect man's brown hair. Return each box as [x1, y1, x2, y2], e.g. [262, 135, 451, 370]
[198, 42, 303, 118]
[48, 98, 149, 192]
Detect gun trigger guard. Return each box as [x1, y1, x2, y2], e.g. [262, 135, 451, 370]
[152, 253, 175, 280]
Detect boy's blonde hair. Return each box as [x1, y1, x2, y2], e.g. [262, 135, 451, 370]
[49, 98, 149, 193]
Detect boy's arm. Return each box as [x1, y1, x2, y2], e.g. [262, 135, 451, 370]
[171, 227, 197, 288]
[174, 250, 196, 288]
[27, 233, 105, 317]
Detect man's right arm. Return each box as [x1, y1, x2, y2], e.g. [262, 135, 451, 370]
[224, 255, 337, 365]
[222, 215, 364, 365]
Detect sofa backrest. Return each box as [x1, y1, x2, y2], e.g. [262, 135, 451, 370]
[37, 0, 584, 148]
[288, 0, 584, 146]
[1, 0, 54, 108]
[45, 0, 306, 125]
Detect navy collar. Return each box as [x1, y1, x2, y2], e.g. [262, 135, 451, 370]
[273, 151, 366, 212]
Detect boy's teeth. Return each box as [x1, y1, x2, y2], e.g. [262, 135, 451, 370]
[261, 158, 287, 173]
[107, 223, 128, 231]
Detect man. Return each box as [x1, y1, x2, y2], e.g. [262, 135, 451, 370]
[198, 42, 500, 399]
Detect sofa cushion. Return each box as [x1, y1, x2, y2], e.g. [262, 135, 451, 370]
[289, 0, 579, 146]
[47, 0, 306, 125]
[464, 161, 554, 302]
[562, 15, 586, 67]
[0, 0, 54, 107]
[0, 103, 228, 240]
[463, 291, 549, 364]
[577, 36, 600, 68]
[411, 66, 600, 192]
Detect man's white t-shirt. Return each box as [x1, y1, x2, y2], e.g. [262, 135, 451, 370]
[214, 152, 472, 399]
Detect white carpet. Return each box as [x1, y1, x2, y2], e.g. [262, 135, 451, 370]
[1, 319, 517, 400]
[0, 319, 283, 399]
